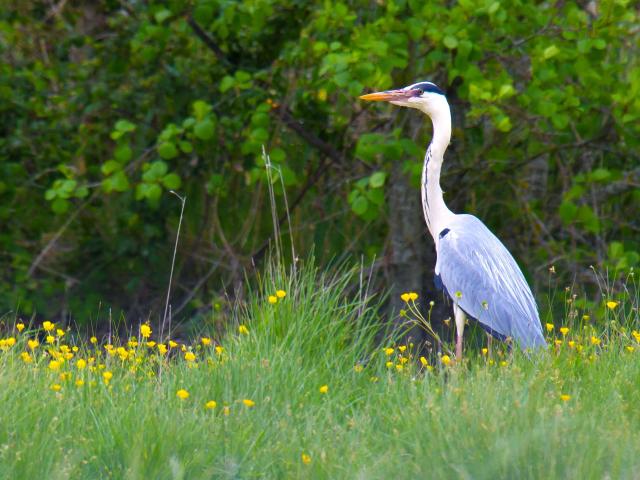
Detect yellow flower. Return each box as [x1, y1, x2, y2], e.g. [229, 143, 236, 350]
[560, 327, 569, 336]
[590, 336, 601, 346]
[48, 360, 61, 371]
[205, 400, 217, 409]
[176, 389, 190, 399]
[560, 394, 571, 402]
[632, 331, 640, 342]
[27, 339, 39, 350]
[606, 301, 619, 310]
[582, 314, 590, 321]
[75, 379, 85, 387]
[223, 406, 230, 416]
[238, 325, 249, 335]
[500, 361, 508, 367]
[354, 364, 364, 373]
[51, 384, 62, 392]
[56, 328, 65, 338]
[103, 371, 113, 383]
[395, 364, 404, 372]
[276, 290, 286, 298]
[420, 356, 429, 367]
[184, 351, 196, 362]
[568, 341, 576, 349]
[42, 321, 54, 332]
[201, 337, 212, 346]
[146, 341, 156, 348]
[441, 355, 451, 366]
[169, 340, 178, 348]
[398, 345, 407, 353]
[555, 339, 563, 346]
[21, 352, 33, 363]
[385, 361, 394, 368]
[157, 343, 168, 355]
[242, 399, 255, 407]
[545, 323, 554, 332]
[3, 337, 15, 347]
[408, 292, 418, 301]
[626, 346, 635, 353]
[268, 295, 278, 304]
[384, 347, 394, 356]
[400, 293, 410, 302]
[301, 453, 312, 465]
[90, 336, 98, 344]
[455, 291, 463, 299]
[76, 359, 87, 369]
[481, 348, 488, 356]
[140, 324, 152, 338]
[319, 385, 329, 394]
[215, 346, 224, 355]
[59, 372, 71, 381]
[46, 335, 55, 344]
[16, 323, 25, 333]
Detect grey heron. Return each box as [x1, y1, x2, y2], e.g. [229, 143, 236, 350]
[360, 81, 546, 358]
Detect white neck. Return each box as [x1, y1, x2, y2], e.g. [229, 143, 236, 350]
[419, 96, 455, 244]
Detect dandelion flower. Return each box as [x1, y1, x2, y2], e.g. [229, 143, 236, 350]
[276, 290, 286, 298]
[398, 345, 406, 353]
[184, 352, 196, 362]
[51, 384, 62, 392]
[385, 361, 394, 368]
[102, 371, 113, 383]
[46, 335, 55, 344]
[176, 389, 190, 400]
[626, 346, 635, 353]
[56, 328, 65, 338]
[27, 339, 39, 350]
[568, 341, 576, 348]
[481, 348, 488, 356]
[319, 385, 329, 394]
[48, 360, 61, 371]
[420, 356, 429, 367]
[75, 379, 84, 387]
[384, 347, 394, 356]
[43, 321, 54, 332]
[590, 336, 601, 346]
[354, 364, 364, 373]
[238, 325, 249, 335]
[582, 314, 590, 321]
[500, 361, 508, 367]
[157, 343, 168, 355]
[560, 394, 571, 402]
[242, 399, 255, 407]
[146, 341, 156, 348]
[76, 359, 87, 369]
[140, 324, 152, 338]
[90, 336, 98, 344]
[545, 323, 554, 332]
[408, 292, 418, 301]
[606, 301, 619, 310]
[21, 352, 33, 363]
[201, 337, 212, 346]
[169, 340, 178, 348]
[560, 327, 569, 336]
[215, 346, 224, 355]
[16, 323, 25, 333]
[205, 400, 217, 409]
[395, 364, 404, 372]
[441, 355, 451, 366]
[268, 295, 278, 304]
[400, 293, 411, 302]
[301, 453, 312, 465]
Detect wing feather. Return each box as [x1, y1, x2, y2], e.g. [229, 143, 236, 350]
[436, 215, 546, 349]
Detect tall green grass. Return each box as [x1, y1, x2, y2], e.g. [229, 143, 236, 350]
[0, 262, 638, 479]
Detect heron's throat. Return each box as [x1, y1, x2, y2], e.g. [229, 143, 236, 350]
[420, 101, 454, 242]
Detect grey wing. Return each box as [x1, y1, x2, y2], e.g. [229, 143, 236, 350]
[436, 215, 546, 350]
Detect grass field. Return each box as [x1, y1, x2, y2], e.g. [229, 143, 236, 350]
[1, 264, 639, 479]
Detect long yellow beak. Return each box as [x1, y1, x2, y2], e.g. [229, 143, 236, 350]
[359, 89, 412, 102]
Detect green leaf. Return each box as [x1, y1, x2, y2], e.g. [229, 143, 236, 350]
[179, 141, 193, 154]
[114, 145, 132, 163]
[101, 160, 122, 175]
[558, 201, 577, 224]
[219, 76, 235, 93]
[543, 45, 560, 59]
[158, 142, 178, 159]
[154, 9, 171, 24]
[590, 168, 611, 182]
[443, 36, 458, 49]
[162, 173, 182, 190]
[269, 148, 286, 163]
[194, 118, 215, 140]
[192, 100, 212, 120]
[369, 171, 387, 188]
[351, 196, 368, 216]
[51, 198, 70, 214]
[608, 241, 624, 259]
[115, 119, 136, 133]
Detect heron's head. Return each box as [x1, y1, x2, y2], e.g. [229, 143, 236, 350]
[360, 81, 446, 116]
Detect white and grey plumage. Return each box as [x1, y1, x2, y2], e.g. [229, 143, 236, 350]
[361, 81, 546, 357]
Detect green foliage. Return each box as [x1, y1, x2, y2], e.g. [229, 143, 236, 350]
[0, 1, 638, 322]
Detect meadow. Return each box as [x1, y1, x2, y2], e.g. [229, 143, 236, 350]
[1, 263, 639, 479]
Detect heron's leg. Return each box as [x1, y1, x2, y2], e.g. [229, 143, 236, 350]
[453, 303, 466, 360]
